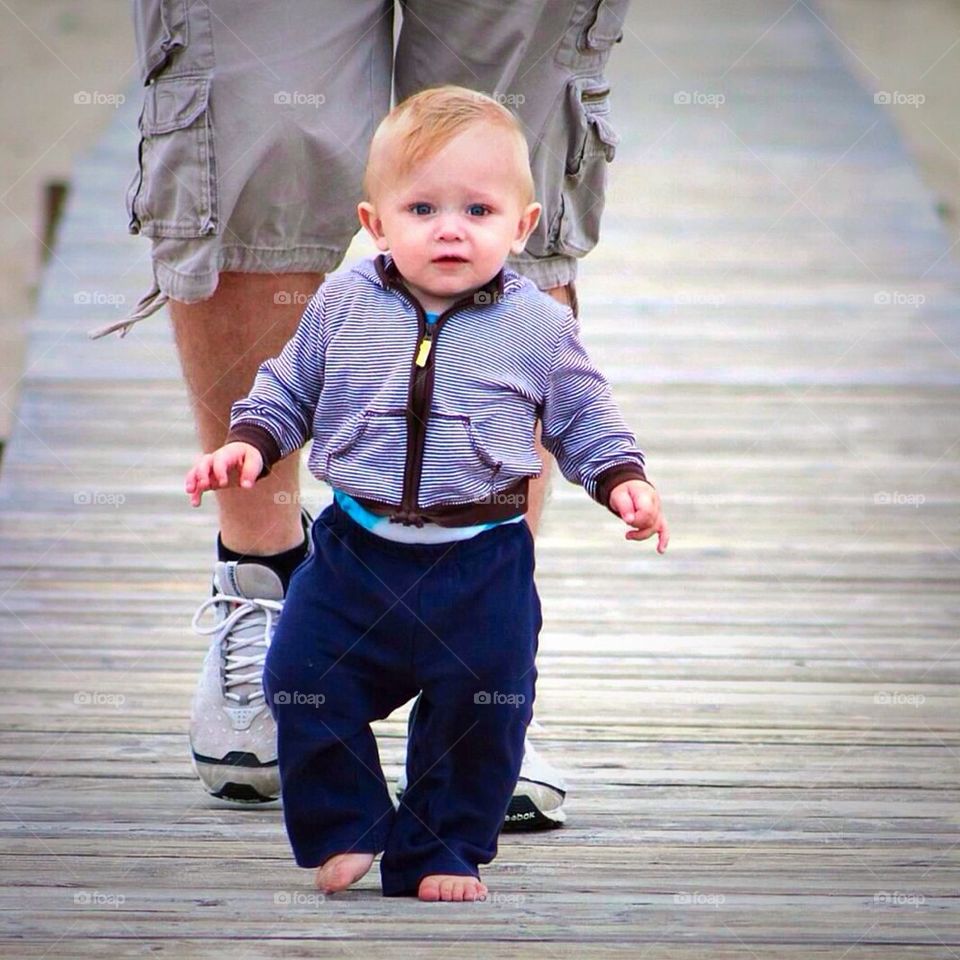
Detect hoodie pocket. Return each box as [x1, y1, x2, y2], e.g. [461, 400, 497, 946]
[324, 410, 407, 505]
[419, 410, 542, 509]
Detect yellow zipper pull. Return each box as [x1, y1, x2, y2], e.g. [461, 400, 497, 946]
[415, 336, 432, 367]
[415, 325, 434, 367]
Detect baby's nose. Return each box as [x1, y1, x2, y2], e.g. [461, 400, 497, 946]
[435, 215, 464, 240]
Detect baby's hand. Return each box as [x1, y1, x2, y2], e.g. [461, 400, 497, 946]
[609, 479, 669, 553]
[185, 442, 264, 507]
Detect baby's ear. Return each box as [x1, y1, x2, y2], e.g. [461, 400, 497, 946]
[510, 202, 542, 255]
[358, 201, 389, 251]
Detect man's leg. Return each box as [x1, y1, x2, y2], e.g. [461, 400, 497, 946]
[124, 0, 393, 803]
[170, 271, 323, 554]
[172, 272, 325, 803]
[395, 0, 633, 827]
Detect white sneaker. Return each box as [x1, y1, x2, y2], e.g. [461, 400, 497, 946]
[394, 715, 567, 831]
[188, 561, 284, 803]
[504, 734, 568, 831]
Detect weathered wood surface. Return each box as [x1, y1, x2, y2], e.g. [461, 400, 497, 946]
[1, 0, 958, 957]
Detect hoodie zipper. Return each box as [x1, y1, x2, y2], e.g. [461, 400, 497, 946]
[414, 325, 434, 368]
[398, 301, 452, 526]
[376, 256, 503, 526]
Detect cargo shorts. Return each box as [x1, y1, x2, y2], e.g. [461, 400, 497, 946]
[101, 0, 630, 338]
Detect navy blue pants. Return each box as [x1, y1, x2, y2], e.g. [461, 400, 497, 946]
[262, 500, 541, 896]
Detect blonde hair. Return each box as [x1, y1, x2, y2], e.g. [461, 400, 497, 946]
[363, 85, 534, 203]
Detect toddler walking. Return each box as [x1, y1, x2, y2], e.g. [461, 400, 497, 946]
[185, 85, 668, 901]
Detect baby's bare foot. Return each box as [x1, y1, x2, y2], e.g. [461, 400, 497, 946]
[315, 852, 374, 893]
[418, 874, 487, 902]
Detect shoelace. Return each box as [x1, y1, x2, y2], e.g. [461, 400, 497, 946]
[192, 593, 284, 704]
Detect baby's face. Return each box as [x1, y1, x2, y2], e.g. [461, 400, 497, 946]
[359, 124, 540, 313]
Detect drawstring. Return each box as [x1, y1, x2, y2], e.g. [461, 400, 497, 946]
[87, 280, 169, 339]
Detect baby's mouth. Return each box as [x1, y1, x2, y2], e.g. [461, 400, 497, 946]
[432, 255, 468, 264]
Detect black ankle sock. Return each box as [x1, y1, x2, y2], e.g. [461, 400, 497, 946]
[217, 534, 309, 592]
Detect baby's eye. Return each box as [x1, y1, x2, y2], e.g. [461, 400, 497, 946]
[467, 204, 490, 217]
[409, 202, 433, 216]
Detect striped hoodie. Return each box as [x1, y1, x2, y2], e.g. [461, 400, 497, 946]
[226, 254, 648, 528]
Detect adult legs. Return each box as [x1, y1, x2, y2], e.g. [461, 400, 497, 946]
[389, 0, 633, 829]
[170, 271, 324, 554]
[142, 0, 395, 549]
[137, 0, 617, 815]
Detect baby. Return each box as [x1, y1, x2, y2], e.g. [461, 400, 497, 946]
[185, 85, 668, 901]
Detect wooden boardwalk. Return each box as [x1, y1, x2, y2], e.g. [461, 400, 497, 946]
[1, 1, 958, 956]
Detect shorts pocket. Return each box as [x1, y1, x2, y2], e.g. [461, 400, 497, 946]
[553, 76, 619, 258]
[555, 0, 630, 71]
[132, 0, 189, 84]
[126, 75, 219, 240]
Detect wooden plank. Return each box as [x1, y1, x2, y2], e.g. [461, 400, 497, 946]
[0, 945, 949, 960]
[1, 0, 958, 955]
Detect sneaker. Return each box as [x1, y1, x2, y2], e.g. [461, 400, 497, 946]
[394, 702, 567, 831]
[502, 734, 568, 831]
[188, 561, 285, 803]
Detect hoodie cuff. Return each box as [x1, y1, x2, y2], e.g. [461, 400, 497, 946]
[224, 422, 283, 478]
[594, 463, 653, 515]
